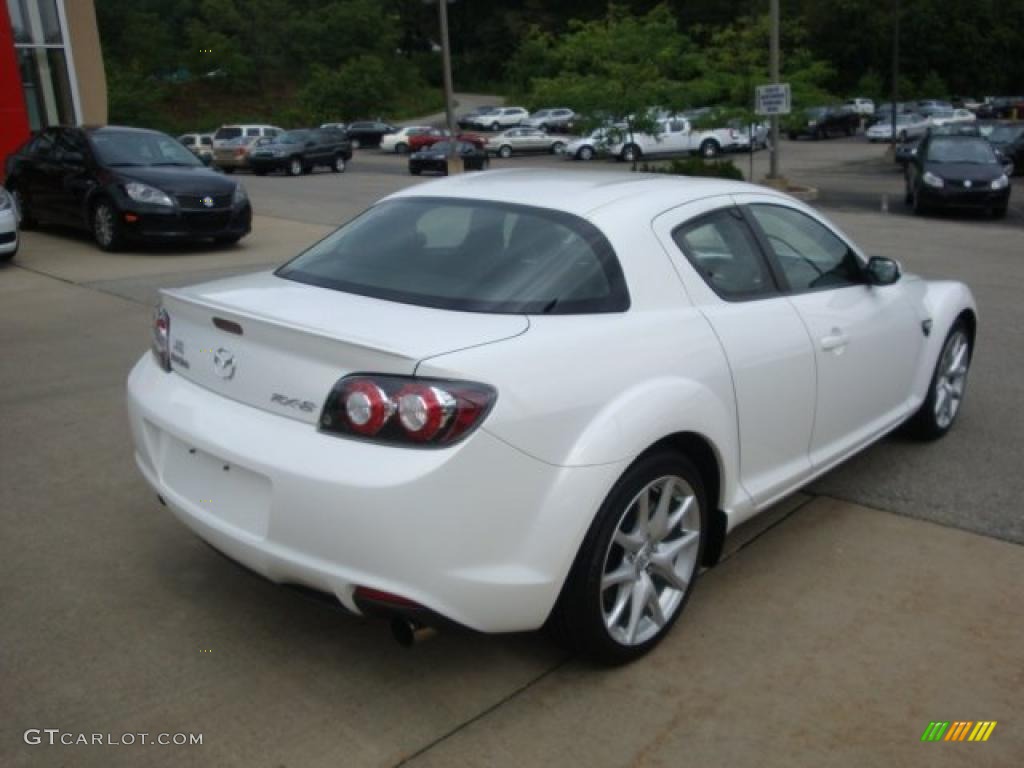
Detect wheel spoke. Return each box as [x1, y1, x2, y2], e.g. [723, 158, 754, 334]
[949, 340, 967, 375]
[624, 578, 648, 644]
[606, 582, 631, 628]
[614, 530, 644, 552]
[665, 495, 694, 537]
[650, 558, 691, 593]
[649, 479, 674, 541]
[601, 563, 635, 593]
[654, 530, 699, 563]
[644, 575, 666, 627]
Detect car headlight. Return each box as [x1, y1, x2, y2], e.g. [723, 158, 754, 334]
[991, 174, 1009, 190]
[0, 187, 11, 212]
[232, 183, 248, 205]
[124, 182, 174, 207]
[922, 171, 944, 188]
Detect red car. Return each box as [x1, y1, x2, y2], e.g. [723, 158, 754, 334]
[407, 128, 486, 152]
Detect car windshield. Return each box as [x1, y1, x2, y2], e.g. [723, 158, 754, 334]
[214, 127, 242, 141]
[90, 130, 202, 167]
[926, 138, 998, 164]
[989, 124, 1024, 143]
[276, 130, 311, 144]
[276, 198, 629, 314]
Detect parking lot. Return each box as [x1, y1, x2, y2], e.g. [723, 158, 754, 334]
[2, 137, 1022, 767]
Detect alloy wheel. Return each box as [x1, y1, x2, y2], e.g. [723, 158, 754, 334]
[600, 475, 701, 646]
[934, 329, 969, 429]
[93, 203, 115, 248]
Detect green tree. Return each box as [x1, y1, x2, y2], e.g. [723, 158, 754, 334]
[300, 56, 397, 123]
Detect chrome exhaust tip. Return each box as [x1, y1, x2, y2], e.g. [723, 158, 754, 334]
[391, 617, 437, 647]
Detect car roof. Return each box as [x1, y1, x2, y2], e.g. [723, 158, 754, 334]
[385, 169, 782, 219]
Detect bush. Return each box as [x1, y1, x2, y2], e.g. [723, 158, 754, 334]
[640, 157, 744, 180]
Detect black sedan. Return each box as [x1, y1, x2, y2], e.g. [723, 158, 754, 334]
[248, 128, 352, 176]
[408, 141, 489, 175]
[904, 134, 1012, 218]
[4, 125, 251, 251]
[344, 121, 397, 149]
[985, 122, 1024, 175]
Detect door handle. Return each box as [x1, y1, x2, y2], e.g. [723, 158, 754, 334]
[821, 328, 849, 352]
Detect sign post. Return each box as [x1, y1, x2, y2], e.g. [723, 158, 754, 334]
[756, 82, 791, 181]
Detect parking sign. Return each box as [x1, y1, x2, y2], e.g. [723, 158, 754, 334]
[756, 83, 791, 116]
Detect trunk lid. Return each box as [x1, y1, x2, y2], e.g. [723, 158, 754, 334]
[161, 271, 528, 424]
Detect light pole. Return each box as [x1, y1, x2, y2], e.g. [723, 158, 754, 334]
[890, 0, 900, 154]
[768, 0, 780, 179]
[436, 0, 460, 171]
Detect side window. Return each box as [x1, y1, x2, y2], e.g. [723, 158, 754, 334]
[748, 205, 864, 292]
[672, 208, 776, 300]
[246, 128, 260, 137]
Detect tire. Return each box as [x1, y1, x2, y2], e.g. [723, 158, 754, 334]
[578, 146, 594, 161]
[490, 122, 501, 132]
[911, 186, 928, 216]
[91, 199, 123, 252]
[992, 205, 1007, 219]
[410, 167, 421, 176]
[11, 187, 35, 229]
[904, 322, 972, 440]
[351, 138, 361, 149]
[498, 145, 512, 159]
[332, 155, 346, 173]
[547, 451, 706, 665]
[395, 142, 408, 155]
[621, 144, 641, 163]
[214, 234, 242, 246]
[287, 157, 302, 177]
[551, 141, 566, 155]
[699, 140, 720, 159]
[788, 132, 798, 141]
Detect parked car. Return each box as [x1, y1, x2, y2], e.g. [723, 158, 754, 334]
[894, 123, 982, 167]
[465, 107, 530, 131]
[344, 121, 397, 149]
[213, 135, 262, 173]
[178, 132, 215, 163]
[0, 185, 18, 262]
[320, 122, 347, 133]
[985, 122, 1024, 175]
[870, 102, 915, 126]
[248, 129, 352, 176]
[407, 128, 486, 153]
[4, 126, 251, 251]
[564, 125, 623, 161]
[951, 96, 982, 111]
[408, 141, 489, 175]
[521, 108, 577, 132]
[380, 126, 433, 154]
[787, 106, 860, 139]
[456, 105, 499, 129]
[126, 171, 976, 664]
[866, 112, 930, 142]
[844, 97, 875, 116]
[606, 115, 737, 161]
[726, 119, 770, 152]
[976, 97, 1024, 120]
[212, 124, 283, 152]
[485, 127, 572, 158]
[928, 108, 976, 127]
[905, 133, 1011, 217]
[914, 100, 954, 118]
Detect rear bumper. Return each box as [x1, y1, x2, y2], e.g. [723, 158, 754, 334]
[126, 354, 624, 632]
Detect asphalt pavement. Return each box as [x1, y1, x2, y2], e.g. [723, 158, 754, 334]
[1, 137, 1022, 767]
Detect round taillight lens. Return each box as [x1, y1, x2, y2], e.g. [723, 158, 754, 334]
[343, 380, 392, 435]
[396, 385, 454, 442]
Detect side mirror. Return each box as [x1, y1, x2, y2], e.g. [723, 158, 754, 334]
[865, 256, 901, 286]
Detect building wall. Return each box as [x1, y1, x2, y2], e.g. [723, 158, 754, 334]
[63, 0, 105, 125]
[0, 4, 30, 172]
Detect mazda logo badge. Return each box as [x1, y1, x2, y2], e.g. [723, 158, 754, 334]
[201, 196, 215, 208]
[213, 348, 236, 380]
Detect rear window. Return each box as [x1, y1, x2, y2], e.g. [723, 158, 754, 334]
[276, 198, 629, 314]
[214, 127, 242, 141]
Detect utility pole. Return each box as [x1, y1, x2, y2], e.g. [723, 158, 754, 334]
[890, 0, 900, 154]
[437, 0, 460, 171]
[768, 0, 780, 179]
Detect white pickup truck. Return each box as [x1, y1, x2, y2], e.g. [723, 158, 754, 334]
[605, 116, 738, 162]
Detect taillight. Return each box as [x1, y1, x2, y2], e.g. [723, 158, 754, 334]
[152, 306, 171, 372]
[320, 374, 496, 447]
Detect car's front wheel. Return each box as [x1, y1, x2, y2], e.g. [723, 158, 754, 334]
[395, 142, 408, 155]
[287, 157, 303, 176]
[577, 146, 594, 161]
[91, 199, 123, 252]
[905, 322, 972, 440]
[332, 155, 346, 173]
[498, 145, 513, 159]
[549, 451, 706, 664]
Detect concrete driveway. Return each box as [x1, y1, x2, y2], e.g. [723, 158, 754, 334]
[1, 147, 1022, 767]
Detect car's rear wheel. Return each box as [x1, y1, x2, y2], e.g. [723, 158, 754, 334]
[214, 234, 242, 246]
[578, 146, 594, 161]
[395, 142, 408, 155]
[91, 199, 123, 252]
[490, 122, 501, 132]
[905, 322, 972, 440]
[548, 451, 706, 664]
[498, 145, 512, 159]
[621, 144, 641, 163]
[287, 157, 302, 176]
[551, 141, 566, 154]
[351, 138, 361, 149]
[332, 155, 346, 173]
[11, 187, 35, 229]
[700, 139, 720, 158]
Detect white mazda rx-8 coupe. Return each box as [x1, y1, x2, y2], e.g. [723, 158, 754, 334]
[127, 170, 975, 663]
